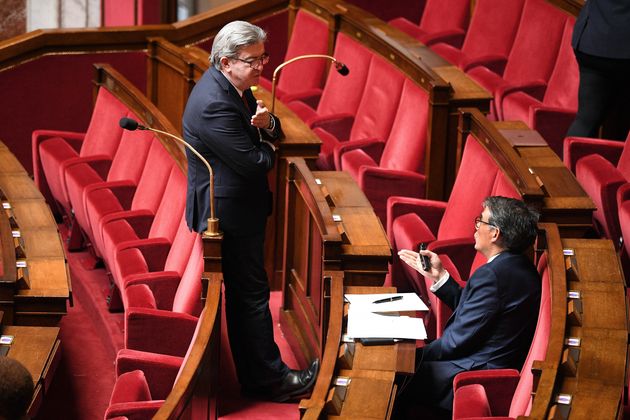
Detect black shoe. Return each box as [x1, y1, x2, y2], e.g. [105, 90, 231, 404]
[270, 359, 320, 403]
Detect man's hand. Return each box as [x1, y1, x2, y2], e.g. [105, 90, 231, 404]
[398, 248, 446, 284]
[251, 100, 272, 129]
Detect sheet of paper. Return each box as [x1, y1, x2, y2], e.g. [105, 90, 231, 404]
[347, 309, 427, 340]
[344, 292, 429, 312]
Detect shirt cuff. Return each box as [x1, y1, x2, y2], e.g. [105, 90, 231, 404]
[430, 270, 450, 293]
[261, 140, 276, 152]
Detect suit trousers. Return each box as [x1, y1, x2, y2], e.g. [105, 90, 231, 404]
[222, 230, 290, 388]
[567, 50, 630, 139]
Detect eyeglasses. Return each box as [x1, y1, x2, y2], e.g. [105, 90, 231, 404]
[474, 217, 497, 230]
[233, 53, 270, 70]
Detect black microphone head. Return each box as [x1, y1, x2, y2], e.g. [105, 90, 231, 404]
[119, 117, 139, 131]
[335, 62, 349, 76]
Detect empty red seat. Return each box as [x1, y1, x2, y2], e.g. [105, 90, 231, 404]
[500, 18, 578, 157]
[431, 0, 524, 76]
[112, 212, 198, 311]
[258, 9, 329, 106]
[64, 118, 153, 251]
[466, 0, 568, 119]
[286, 32, 372, 128]
[33, 87, 127, 217]
[617, 184, 630, 279]
[337, 78, 429, 224]
[389, 0, 469, 48]
[85, 139, 175, 259]
[310, 53, 405, 169]
[123, 235, 203, 357]
[99, 166, 186, 279]
[451, 251, 550, 418]
[564, 132, 630, 244]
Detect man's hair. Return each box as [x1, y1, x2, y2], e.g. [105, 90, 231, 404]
[210, 21, 267, 70]
[0, 357, 34, 420]
[483, 196, 539, 253]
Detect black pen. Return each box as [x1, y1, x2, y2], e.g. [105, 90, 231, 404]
[372, 296, 403, 304]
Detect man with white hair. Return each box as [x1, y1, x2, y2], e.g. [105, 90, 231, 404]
[183, 20, 318, 402]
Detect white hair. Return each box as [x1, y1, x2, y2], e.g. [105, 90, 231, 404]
[210, 21, 267, 70]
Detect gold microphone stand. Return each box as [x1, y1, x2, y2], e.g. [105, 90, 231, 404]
[140, 127, 221, 238]
[270, 54, 348, 114]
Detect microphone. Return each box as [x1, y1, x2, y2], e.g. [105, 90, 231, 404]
[118, 117, 221, 237]
[270, 54, 350, 113]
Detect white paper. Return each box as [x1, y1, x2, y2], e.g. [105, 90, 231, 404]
[344, 293, 429, 312]
[347, 309, 427, 340]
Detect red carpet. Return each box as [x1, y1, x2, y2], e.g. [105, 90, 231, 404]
[35, 225, 302, 419]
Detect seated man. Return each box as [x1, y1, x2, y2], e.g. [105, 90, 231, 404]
[394, 196, 541, 418]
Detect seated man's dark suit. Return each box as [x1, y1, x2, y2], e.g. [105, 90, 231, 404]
[399, 251, 541, 413]
[183, 66, 289, 388]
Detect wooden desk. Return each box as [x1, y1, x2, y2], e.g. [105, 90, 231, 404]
[0, 139, 70, 326]
[1, 324, 61, 417]
[300, 282, 416, 419]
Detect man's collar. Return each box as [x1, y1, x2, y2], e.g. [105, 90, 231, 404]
[220, 69, 244, 97]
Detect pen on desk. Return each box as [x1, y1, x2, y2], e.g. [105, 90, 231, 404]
[372, 296, 403, 304]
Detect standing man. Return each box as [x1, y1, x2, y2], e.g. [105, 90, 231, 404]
[394, 197, 541, 417]
[566, 0, 630, 139]
[183, 20, 318, 402]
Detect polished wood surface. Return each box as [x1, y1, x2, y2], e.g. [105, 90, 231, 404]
[1, 325, 61, 417]
[280, 158, 391, 366]
[0, 140, 69, 326]
[300, 281, 415, 419]
[458, 108, 595, 238]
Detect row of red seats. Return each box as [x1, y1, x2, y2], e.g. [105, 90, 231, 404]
[426, 0, 577, 157]
[286, 31, 430, 224]
[31, 84, 206, 418]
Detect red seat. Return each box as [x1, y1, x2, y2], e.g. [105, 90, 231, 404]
[34, 87, 127, 217]
[431, 0, 525, 76]
[617, 184, 630, 279]
[104, 308, 206, 420]
[386, 137, 501, 338]
[310, 53, 405, 169]
[99, 166, 186, 280]
[123, 235, 203, 357]
[451, 252, 550, 418]
[567, 134, 630, 245]
[286, 32, 372, 129]
[64, 118, 153, 250]
[389, 0, 469, 48]
[85, 139, 175, 258]
[258, 9, 329, 107]
[337, 78, 429, 224]
[500, 18, 578, 157]
[467, 0, 568, 119]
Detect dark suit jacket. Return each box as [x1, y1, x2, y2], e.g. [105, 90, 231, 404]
[572, 0, 630, 59]
[423, 252, 541, 374]
[183, 67, 282, 235]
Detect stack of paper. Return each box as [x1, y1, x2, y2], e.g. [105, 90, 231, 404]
[345, 293, 428, 340]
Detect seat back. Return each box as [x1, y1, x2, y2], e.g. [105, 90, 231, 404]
[277, 10, 329, 95]
[502, 0, 567, 86]
[380, 79, 429, 173]
[542, 17, 578, 110]
[316, 33, 372, 117]
[419, 0, 469, 34]
[617, 138, 630, 181]
[164, 212, 199, 278]
[172, 235, 203, 316]
[130, 139, 176, 212]
[437, 136, 499, 240]
[147, 167, 187, 241]
[460, 0, 524, 62]
[509, 252, 551, 417]
[106, 112, 153, 184]
[80, 87, 127, 158]
[349, 54, 405, 142]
